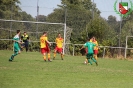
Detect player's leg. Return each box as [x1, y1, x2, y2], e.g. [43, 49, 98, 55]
[9, 45, 21, 61]
[91, 54, 98, 66]
[20, 41, 24, 51]
[59, 48, 63, 60]
[43, 53, 46, 62]
[87, 54, 92, 65]
[94, 50, 98, 60]
[85, 53, 89, 64]
[85, 48, 89, 63]
[25, 42, 29, 52]
[48, 53, 51, 62]
[61, 52, 63, 60]
[41, 48, 46, 61]
[53, 47, 57, 60]
[47, 48, 52, 62]
[85, 59, 88, 63]
[84, 55, 88, 64]
[12, 50, 21, 60]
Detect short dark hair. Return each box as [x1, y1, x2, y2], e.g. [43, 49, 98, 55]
[43, 32, 47, 35]
[58, 33, 61, 36]
[17, 30, 20, 34]
[92, 36, 96, 39]
[87, 38, 90, 41]
[24, 32, 26, 33]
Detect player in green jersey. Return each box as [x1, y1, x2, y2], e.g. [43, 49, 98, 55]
[80, 38, 98, 66]
[9, 30, 22, 61]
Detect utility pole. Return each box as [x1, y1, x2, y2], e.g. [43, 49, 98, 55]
[36, 0, 39, 39]
[10, 1, 13, 39]
[119, 0, 123, 56]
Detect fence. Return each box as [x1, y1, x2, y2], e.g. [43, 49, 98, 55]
[0, 38, 133, 59]
[72, 43, 133, 59]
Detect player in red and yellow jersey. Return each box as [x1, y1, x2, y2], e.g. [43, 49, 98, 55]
[53, 33, 64, 60]
[40, 32, 51, 62]
[91, 37, 99, 60]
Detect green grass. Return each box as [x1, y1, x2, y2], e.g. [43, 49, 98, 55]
[0, 50, 133, 88]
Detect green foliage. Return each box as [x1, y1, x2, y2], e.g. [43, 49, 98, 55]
[36, 15, 46, 22]
[0, 0, 21, 19]
[46, 8, 65, 23]
[121, 11, 133, 47]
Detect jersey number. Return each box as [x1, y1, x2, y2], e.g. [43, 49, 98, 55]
[41, 39, 45, 43]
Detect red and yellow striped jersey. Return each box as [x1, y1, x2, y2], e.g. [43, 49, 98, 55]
[40, 36, 48, 48]
[55, 37, 63, 48]
[90, 39, 98, 50]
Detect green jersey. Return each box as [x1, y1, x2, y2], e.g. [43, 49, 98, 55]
[13, 34, 20, 52]
[84, 42, 96, 54]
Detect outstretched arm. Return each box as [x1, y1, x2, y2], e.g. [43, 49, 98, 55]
[13, 39, 22, 44]
[79, 45, 85, 51]
[46, 40, 51, 46]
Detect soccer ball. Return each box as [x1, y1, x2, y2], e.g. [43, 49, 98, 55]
[84, 61, 87, 64]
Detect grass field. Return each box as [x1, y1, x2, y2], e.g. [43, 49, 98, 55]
[0, 50, 133, 88]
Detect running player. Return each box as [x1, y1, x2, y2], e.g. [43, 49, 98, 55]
[80, 38, 98, 66]
[21, 32, 30, 52]
[53, 33, 64, 60]
[9, 30, 21, 61]
[40, 32, 52, 62]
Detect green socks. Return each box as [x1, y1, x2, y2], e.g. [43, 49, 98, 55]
[88, 58, 97, 65]
[88, 59, 92, 65]
[92, 58, 96, 63]
[9, 52, 18, 60]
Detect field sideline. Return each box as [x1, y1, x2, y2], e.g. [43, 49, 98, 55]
[0, 50, 133, 88]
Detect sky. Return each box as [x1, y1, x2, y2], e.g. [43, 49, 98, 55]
[19, 0, 132, 21]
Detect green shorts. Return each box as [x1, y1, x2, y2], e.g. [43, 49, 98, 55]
[14, 44, 20, 52]
[86, 53, 94, 59]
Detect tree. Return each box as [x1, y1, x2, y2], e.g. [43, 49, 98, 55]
[36, 15, 46, 22]
[121, 12, 133, 46]
[0, 0, 21, 19]
[107, 15, 119, 33]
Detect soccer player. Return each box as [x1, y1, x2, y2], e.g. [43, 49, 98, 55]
[53, 33, 64, 60]
[9, 30, 21, 61]
[91, 37, 99, 60]
[40, 32, 52, 62]
[80, 38, 98, 66]
[21, 32, 29, 52]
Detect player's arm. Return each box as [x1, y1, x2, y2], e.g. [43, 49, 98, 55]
[79, 46, 85, 51]
[97, 43, 100, 50]
[20, 35, 24, 43]
[62, 38, 64, 43]
[95, 41, 99, 49]
[45, 40, 51, 46]
[27, 36, 29, 40]
[79, 43, 86, 50]
[21, 35, 23, 40]
[27, 35, 30, 44]
[55, 38, 58, 45]
[13, 38, 22, 44]
[61, 39, 64, 47]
